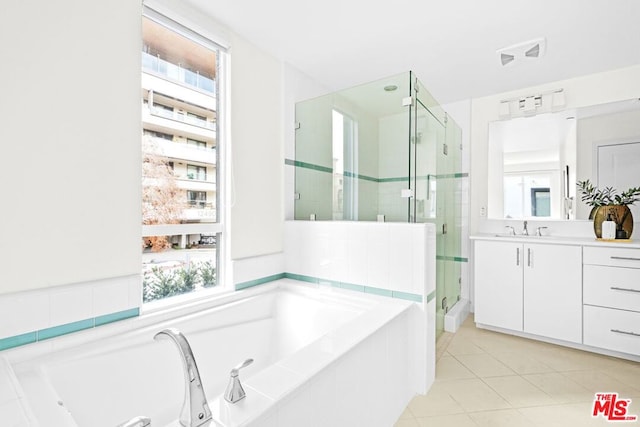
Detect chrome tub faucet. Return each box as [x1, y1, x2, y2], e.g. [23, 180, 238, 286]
[224, 358, 254, 403]
[154, 328, 212, 427]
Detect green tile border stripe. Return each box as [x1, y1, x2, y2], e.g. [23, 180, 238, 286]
[436, 255, 469, 263]
[286, 158, 468, 183]
[285, 159, 333, 174]
[235, 273, 287, 291]
[38, 319, 94, 341]
[378, 176, 410, 183]
[0, 332, 37, 351]
[392, 290, 423, 302]
[426, 290, 436, 303]
[343, 171, 378, 183]
[435, 172, 469, 179]
[235, 272, 423, 303]
[95, 308, 141, 327]
[0, 308, 140, 352]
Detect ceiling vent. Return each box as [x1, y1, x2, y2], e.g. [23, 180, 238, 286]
[497, 37, 546, 66]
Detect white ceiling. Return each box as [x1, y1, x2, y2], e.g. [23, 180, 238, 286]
[183, 0, 640, 104]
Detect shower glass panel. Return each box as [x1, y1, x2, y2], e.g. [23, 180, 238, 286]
[293, 71, 462, 338]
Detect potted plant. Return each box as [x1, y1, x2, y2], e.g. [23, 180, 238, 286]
[577, 179, 640, 239]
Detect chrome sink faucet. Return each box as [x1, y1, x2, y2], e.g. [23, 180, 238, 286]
[536, 226, 548, 236]
[522, 221, 529, 236]
[154, 328, 212, 427]
[505, 225, 516, 236]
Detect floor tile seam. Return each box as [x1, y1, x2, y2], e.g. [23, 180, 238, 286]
[519, 372, 596, 401]
[479, 374, 559, 408]
[463, 407, 552, 426]
[412, 413, 481, 426]
[402, 405, 418, 420]
[511, 406, 570, 427]
[439, 379, 515, 413]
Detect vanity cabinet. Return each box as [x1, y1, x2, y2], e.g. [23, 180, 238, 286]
[474, 240, 582, 343]
[474, 240, 523, 331]
[583, 246, 640, 356]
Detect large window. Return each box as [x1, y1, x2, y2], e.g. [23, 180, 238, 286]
[141, 7, 225, 304]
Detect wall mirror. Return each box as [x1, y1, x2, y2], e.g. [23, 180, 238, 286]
[487, 98, 640, 220]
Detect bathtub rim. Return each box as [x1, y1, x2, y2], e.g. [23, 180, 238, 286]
[3, 280, 357, 364]
[7, 279, 419, 427]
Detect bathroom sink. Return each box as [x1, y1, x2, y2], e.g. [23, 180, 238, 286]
[493, 234, 551, 238]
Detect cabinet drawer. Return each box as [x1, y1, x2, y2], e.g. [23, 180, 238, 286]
[583, 246, 640, 268]
[583, 265, 640, 312]
[583, 305, 640, 356]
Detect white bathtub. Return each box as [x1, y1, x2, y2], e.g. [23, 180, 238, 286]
[7, 279, 424, 427]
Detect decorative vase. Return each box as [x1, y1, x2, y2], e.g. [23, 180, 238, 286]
[593, 205, 634, 239]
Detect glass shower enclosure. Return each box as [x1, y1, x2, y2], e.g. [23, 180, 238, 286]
[293, 71, 463, 337]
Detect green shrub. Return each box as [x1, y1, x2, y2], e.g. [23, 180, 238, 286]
[198, 261, 217, 287]
[178, 265, 199, 292]
[143, 266, 181, 302]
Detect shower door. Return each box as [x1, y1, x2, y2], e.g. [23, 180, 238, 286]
[410, 86, 462, 338]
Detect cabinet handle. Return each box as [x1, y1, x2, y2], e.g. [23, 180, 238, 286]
[527, 248, 532, 267]
[516, 248, 520, 266]
[610, 286, 640, 294]
[611, 329, 640, 338]
[610, 256, 640, 261]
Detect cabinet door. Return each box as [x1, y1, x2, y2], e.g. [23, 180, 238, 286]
[474, 240, 523, 331]
[523, 243, 582, 343]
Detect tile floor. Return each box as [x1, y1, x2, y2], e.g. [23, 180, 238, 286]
[395, 315, 640, 426]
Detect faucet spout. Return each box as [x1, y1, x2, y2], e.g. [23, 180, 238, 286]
[154, 328, 212, 427]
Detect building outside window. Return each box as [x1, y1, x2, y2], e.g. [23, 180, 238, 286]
[187, 190, 207, 207]
[141, 7, 224, 304]
[187, 138, 207, 149]
[187, 164, 207, 180]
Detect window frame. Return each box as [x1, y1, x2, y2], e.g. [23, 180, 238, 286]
[141, 4, 229, 308]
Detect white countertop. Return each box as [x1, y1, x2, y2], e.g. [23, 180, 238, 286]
[470, 233, 640, 249]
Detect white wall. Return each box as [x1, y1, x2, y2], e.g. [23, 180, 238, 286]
[0, 0, 142, 294]
[228, 34, 285, 259]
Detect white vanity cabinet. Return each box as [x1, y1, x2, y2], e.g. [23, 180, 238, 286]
[474, 240, 523, 331]
[583, 246, 640, 356]
[523, 243, 582, 343]
[474, 239, 582, 343]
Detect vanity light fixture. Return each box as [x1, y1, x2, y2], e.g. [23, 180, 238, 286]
[499, 88, 565, 118]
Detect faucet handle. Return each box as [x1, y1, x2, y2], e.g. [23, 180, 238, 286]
[536, 226, 548, 236]
[225, 359, 254, 404]
[230, 358, 253, 377]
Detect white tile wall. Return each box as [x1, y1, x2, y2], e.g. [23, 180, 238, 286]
[0, 293, 49, 338]
[0, 274, 140, 341]
[232, 252, 286, 286]
[284, 220, 435, 297]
